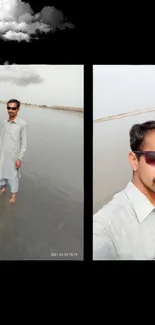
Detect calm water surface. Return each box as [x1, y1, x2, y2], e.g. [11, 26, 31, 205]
[0, 104, 83, 260]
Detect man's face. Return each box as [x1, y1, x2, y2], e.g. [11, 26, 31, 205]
[129, 130, 155, 193]
[7, 102, 19, 119]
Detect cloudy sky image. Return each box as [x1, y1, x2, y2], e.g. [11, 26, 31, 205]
[0, 64, 83, 107]
[0, 63, 44, 85]
[93, 65, 155, 120]
[0, 0, 74, 42]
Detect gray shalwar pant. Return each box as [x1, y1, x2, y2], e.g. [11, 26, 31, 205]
[0, 175, 19, 193]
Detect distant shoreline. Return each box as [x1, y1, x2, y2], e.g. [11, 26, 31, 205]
[94, 107, 155, 123]
[0, 101, 83, 114]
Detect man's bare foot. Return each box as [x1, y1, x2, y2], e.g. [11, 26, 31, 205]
[9, 194, 17, 204]
[0, 187, 6, 195]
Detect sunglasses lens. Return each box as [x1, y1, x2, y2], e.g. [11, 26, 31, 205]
[145, 154, 155, 166]
[7, 107, 17, 110]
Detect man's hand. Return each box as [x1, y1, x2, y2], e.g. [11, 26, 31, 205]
[15, 159, 21, 169]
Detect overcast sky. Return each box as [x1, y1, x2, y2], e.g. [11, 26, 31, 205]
[93, 65, 155, 120]
[0, 65, 83, 107]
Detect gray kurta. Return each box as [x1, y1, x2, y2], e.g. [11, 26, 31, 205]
[0, 116, 27, 180]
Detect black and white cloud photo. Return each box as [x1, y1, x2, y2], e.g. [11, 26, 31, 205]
[0, 0, 81, 62]
[0, 0, 74, 42]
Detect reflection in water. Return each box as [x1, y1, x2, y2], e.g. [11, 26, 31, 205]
[0, 104, 83, 260]
[93, 110, 155, 214]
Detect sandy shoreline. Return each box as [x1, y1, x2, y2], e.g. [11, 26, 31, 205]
[94, 107, 155, 123]
[0, 101, 83, 114]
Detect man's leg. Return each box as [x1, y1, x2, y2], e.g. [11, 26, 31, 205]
[8, 175, 19, 204]
[0, 179, 7, 194]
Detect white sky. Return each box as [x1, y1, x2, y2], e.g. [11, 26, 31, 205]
[0, 65, 83, 107]
[93, 65, 155, 120]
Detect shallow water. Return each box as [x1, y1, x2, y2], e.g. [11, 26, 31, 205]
[0, 104, 83, 260]
[93, 110, 155, 214]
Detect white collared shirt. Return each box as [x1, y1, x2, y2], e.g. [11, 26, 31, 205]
[93, 181, 155, 260]
[0, 116, 27, 180]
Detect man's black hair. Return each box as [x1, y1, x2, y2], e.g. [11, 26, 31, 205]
[7, 99, 20, 108]
[130, 120, 155, 152]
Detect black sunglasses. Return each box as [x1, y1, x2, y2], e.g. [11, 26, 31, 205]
[134, 151, 155, 166]
[7, 106, 18, 111]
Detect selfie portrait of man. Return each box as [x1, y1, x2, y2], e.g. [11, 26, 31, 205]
[93, 121, 155, 260]
[93, 65, 155, 260]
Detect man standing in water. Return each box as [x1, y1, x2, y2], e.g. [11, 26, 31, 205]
[0, 99, 27, 204]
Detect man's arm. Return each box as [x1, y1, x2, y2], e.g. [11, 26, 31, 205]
[93, 229, 118, 260]
[93, 211, 118, 260]
[0, 122, 4, 148]
[18, 123, 28, 161]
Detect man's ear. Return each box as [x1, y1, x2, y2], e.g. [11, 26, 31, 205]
[128, 151, 138, 171]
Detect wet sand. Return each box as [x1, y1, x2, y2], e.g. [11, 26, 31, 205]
[0, 101, 83, 114]
[94, 107, 155, 122]
[0, 104, 83, 260]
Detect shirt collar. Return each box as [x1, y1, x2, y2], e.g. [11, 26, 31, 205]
[8, 116, 19, 124]
[124, 181, 155, 223]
